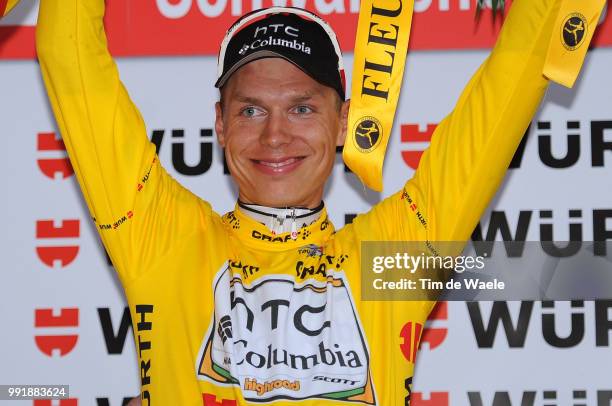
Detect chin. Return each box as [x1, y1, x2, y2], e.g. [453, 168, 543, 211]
[253, 186, 310, 208]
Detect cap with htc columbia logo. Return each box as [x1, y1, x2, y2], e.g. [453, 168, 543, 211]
[215, 7, 346, 100]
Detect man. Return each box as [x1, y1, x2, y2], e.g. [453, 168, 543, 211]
[34, 0, 572, 404]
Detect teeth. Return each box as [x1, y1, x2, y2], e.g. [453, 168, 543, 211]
[259, 158, 298, 168]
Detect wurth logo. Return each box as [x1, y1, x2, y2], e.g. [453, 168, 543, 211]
[37, 132, 73, 179]
[412, 391, 450, 406]
[510, 120, 612, 169]
[202, 393, 237, 405]
[420, 302, 448, 350]
[400, 124, 437, 170]
[467, 389, 612, 406]
[34, 308, 79, 357]
[150, 128, 213, 176]
[472, 209, 612, 255]
[98, 307, 132, 355]
[467, 301, 612, 348]
[36, 219, 80, 268]
[34, 400, 78, 406]
[400, 321, 422, 363]
[400, 302, 449, 362]
[400, 119, 612, 172]
[95, 397, 135, 406]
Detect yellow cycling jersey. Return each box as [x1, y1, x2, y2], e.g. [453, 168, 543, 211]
[36, 0, 558, 404]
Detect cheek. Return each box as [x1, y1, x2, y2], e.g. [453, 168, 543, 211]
[310, 122, 340, 153]
[304, 134, 338, 178]
[224, 127, 258, 159]
[300, 115, 338, 142]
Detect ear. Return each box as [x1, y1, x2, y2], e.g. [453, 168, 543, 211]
[336, 99, 350, 147]
[215, 102, 226, 147]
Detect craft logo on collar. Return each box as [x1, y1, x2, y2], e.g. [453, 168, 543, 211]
[252, 229, 310, 242]
[353, 117, 383, 153]
[561, 13, 587, 50]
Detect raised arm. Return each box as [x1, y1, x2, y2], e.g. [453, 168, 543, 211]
[349, 0, 562, 244]
[36, 0, 204, 280]
[407, 0, 558, 242]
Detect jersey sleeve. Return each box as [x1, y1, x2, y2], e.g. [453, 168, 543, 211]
[349, 0, 560, 244]
[36, 0, 210, 281]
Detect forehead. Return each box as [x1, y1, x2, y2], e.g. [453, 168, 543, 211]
[222, 58, 332, 101]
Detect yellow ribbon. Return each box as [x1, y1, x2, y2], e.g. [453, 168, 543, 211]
[343, 0, 414, 192]
[0, 0, 20, 18]
[543, 0, 606, 88]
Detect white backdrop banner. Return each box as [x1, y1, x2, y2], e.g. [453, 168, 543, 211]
[1, 5, 611, 406]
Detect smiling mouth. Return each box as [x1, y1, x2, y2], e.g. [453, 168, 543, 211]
[252, 157, 306, 173]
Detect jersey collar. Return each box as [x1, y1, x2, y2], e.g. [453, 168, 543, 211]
[237, 200, 324, 235]
[222, 202, 335, 251]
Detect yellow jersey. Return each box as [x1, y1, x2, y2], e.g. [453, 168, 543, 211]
[36, 0, 557, 404]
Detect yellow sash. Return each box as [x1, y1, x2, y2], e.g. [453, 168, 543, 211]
[343, 0, 414, 192]
[0, 0, 20, 18]
[543, 0, 606, 88]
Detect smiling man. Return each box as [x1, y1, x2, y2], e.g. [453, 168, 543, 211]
[34, 0, 586, 404]
[217, 59, 348, 209]
[215, 9, 350, 210]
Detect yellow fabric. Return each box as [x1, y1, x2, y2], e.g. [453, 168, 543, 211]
[36, 0, 574, 404]
[0, 0, 20, 17]
[543, 0, 606, 88]
[343, 0, 414, 192]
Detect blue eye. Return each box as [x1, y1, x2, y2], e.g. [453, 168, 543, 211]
[294, 105, 313, 114]
[242, 107, 257, 117]
[241, 106, 264, 118]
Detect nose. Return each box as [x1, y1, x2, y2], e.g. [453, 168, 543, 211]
[260, 111, 292, 149]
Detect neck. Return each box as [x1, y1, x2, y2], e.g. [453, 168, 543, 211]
[238, 200, 324, 235]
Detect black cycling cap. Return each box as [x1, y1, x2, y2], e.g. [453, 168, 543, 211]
[215, 7, 346, 100]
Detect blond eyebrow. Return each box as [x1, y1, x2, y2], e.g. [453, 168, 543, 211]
[234, 95, 262, 105]
[291, 93, 317, 103]
[232, 90, 322, 105]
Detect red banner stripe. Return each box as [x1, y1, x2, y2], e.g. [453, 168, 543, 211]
[1, 2, 610, 60]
